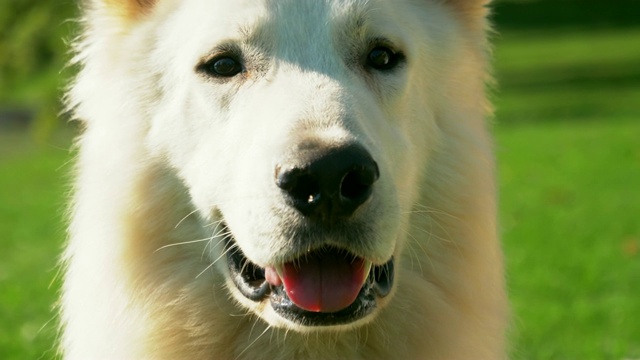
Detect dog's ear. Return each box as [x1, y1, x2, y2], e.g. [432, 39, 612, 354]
[445, 0, 491, 20]
[445, 0, 491, 11]
[443, 0, 491, 30]
[93, 0, 156, 22]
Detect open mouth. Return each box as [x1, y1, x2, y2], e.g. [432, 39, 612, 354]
[224, 235, 394, 327]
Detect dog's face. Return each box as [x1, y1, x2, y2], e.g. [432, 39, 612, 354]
[140, 0, 472, 330]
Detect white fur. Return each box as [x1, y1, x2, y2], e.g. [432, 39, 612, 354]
[61, 0, 508, 358]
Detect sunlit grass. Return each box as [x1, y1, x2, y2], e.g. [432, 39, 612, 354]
[0, 132, 71, 360]
[494, 27, 640, 360]
[497, 121, 640, 359]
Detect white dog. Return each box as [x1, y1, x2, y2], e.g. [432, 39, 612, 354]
[61, 0, 508, 358]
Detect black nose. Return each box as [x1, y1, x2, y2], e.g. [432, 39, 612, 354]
[275, 144, 379, 222]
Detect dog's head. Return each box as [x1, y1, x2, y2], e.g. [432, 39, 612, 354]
[86, 0, 491, 331]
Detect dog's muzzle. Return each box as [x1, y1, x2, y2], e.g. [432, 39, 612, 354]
[224, 143, 395, 326]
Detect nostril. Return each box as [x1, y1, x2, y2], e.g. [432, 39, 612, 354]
[290, 173, 321, 204]
[340, 163, 379, 202]
[276, 167, 321, 205]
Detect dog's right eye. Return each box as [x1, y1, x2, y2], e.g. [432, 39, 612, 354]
[199, 56, 243, 78]
[366, 46, 403, 72]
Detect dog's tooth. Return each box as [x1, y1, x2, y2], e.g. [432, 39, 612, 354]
[265, 266, 283, 287]
[362, 261, 373, 284]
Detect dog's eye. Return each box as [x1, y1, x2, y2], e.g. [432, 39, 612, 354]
[200, 56, 243, 78]
[366, 46, 402, 71]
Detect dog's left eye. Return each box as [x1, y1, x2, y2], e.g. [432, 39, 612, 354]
[199, 56, 243, 78]
[366, 46, 402, 71]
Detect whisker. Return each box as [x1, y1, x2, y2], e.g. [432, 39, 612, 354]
[403, 205, 461, 221]
[229, 310, 253, 318]
[154, 237, 214, 253]
[401, 227, 427, 276]
[410, 212, 464, 258]
[195, 243, 237, 279]
[174, 208, 201, 229]
[204, 218, 226, 228]
[201, 220, 231, 258]
[248, 315, 261, 341]
[235, 325, 272, 360]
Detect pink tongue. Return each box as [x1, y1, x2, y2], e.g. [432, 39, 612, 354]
[281, 253, 367, 313]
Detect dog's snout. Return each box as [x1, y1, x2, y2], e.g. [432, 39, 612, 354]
[275, 144, 379, 222]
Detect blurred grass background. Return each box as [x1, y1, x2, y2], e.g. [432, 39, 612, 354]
[0, 0, 638, 359]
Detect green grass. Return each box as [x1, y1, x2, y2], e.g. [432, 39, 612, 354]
[498, 121, 640, 359]
[493, 26, 640, 359]
[0, 132, 71, 360]
[1, 21, 639, 360]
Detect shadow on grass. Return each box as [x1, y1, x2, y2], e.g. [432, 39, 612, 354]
[500, 61, 640, 92]
[493, 0, 640, 31]
[494, 60, 640, 124]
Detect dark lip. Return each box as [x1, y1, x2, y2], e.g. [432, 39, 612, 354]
[224, 230, 394, 327]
